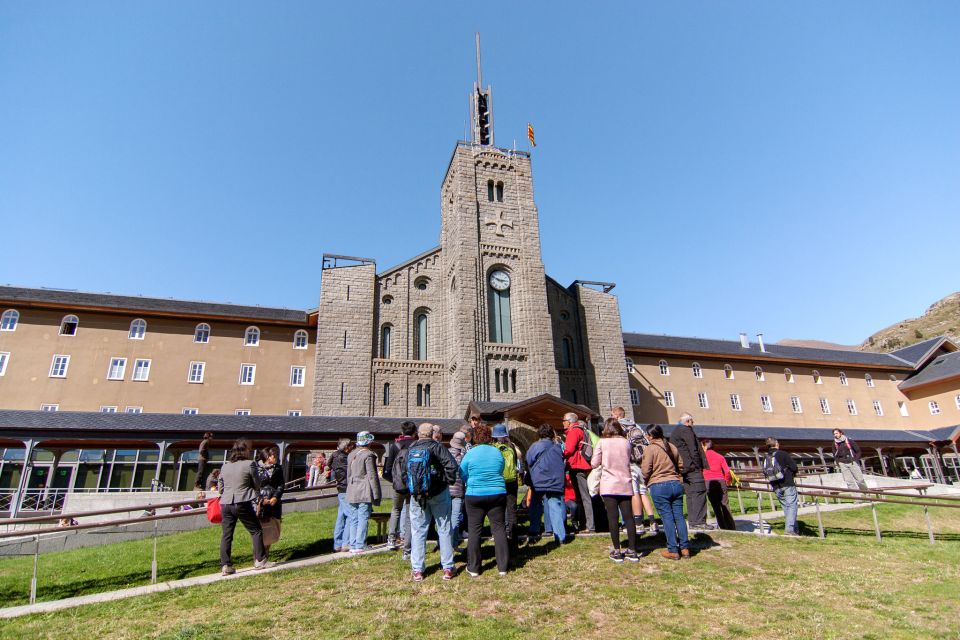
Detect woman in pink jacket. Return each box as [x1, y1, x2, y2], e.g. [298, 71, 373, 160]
[591, 418, 639, 563]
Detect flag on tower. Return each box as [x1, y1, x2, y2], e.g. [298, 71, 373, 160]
[527, 122, 536, 147]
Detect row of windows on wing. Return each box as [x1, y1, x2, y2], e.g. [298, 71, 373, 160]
[0, 310, 309, 349]
[37, 405, 303, 417]
[632, 387, 901, 417]
[380, 383, 433, 407]
[630, 357, 889, 387]
[41, 355, 306, 387]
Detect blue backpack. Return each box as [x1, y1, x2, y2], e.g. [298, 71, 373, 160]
[406, 445, 435, 498]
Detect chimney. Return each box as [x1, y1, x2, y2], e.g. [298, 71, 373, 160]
[757, 333, 766, 352]
[739, 332, 749, 349]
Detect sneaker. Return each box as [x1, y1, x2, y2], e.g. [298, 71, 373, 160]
[498, 571, 507, 577]
[660, 550, 680, 560]
[386, 537, 398, 551]
[609, 550, 624, 564]
[348, 547, 367, 555]
[402, 551, 411, 561]
[623, 549, 640, 563]
[466, 569, 480, 578]
[412, 571, 424, 583]
[338, 546, 351, 553]
[253, 559, 275, 570]
[221, 564, 236, 576]
[442, 568, 455, 581]
[649, 521, 659, 535]
[680, 548, 691, 559]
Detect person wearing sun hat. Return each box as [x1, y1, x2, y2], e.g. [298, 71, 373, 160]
[346, 431, 381, 553]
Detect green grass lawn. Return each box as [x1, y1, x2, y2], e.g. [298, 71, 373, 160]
[0, 502, 958, 639]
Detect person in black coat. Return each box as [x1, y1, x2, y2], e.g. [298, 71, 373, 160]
[669, 413, 710, 530]
[329, 439, 354, 552]
[256, 444, 285, 558]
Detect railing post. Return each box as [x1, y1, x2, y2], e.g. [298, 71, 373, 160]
[736, 486, 745, 515]
[923, 505, 935, 545]
[870, 501, 882, 542]
[755, 490, 765, 534]
[814, 496, 825, 539]
[30, 534, 39, 604]
[151, 517, 159, 584]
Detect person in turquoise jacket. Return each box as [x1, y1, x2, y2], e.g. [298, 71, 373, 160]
[459, 424, 509, 576]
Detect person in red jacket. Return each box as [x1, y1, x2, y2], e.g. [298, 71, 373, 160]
[702, 439, 737, 530]
[562, 412, 595, 533]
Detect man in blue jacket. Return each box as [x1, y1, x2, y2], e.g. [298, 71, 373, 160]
[525, 424, 568, 544]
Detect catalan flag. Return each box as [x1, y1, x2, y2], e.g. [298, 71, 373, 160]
[527, 122, 536, 147]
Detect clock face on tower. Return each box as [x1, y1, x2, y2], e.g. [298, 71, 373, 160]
[489, 270, 511, 291]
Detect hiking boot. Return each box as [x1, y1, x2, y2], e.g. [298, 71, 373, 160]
[442, 568, 455, 581]
[221, 565, 236, 576]
[660, 550, 680, 560]
[412, 571, 424, 583]
[623, 549, 640, 563]
[609, 550, 624, 563]
[680, 548, 691, 559]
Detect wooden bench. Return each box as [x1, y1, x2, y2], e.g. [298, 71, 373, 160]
[369, 512, 391, 543]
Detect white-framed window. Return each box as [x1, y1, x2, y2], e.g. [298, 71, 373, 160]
[235, 409, 251, 416]
[182, 407, 199, 416]
[698, 392, 709, 409]
[955, 395, 960, 411]
[659, 360, 670, 376]
[59, 315, 79, 336]
[625, 357, 634, 373]
[790, 396, 802, 413]
[729, 394, 741, 411]
[128, 318, 146, 340]
[812, 370, 822, 385]
[40, 404, 59, 412]
[100, 406, 117, 413]
[239, 363, 256, 385]
[132, 359, 151, 381]
[929, 401, 941, 416]
[49, 354, 70, 378]
[287, 410, 302, 417]
[724, 364, 734, 380]
[760, 395, 773, 412]
[664, 390, 675, 407]
[290, 366, 305, 387]
[188, 361, 205, 384]
[755, 366, 765, 382]
[692, 362, 702, 378]
[629, 388, 641, 405]
[125, 406, 142, 414]
[819, 397, 831, 414]
[898, 401, 909, 417]
[106, 357, 127, 380]
[293, 330, 308, 349]
[846, 399, 857, 416]
[865, 374, 874, 388]
[873, 400, 883, 416]
[784, 368, 794, 383]
[194, 323, 211, 343]
[0, 352, 8, 376]
[244, 326, 260, 346]
[0, 309, 18, 332]
[839, 371, 848, 386]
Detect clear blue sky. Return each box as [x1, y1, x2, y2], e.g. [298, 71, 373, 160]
[2, 2, 958, 345]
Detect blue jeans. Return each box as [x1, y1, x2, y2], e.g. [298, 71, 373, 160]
[450, 496, 464, 547]
[650, 480, 689, 553]
[775, 485, 799, 534]
[408, 488, 455, 573]
[348, 502, 372, 550]
[528, 490, 566, 542]
[333, 493, 353, 550]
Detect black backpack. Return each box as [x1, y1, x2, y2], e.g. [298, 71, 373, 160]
[391, 445, 411, 494]
[762, 452, 785, 483]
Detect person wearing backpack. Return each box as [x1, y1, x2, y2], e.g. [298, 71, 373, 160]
[592, 419, 640, 563]
[346, 431, 381, 553]
[382, 421, 417, 554]
[406, 423, 460, 582]
[526, 424, 568, 544]
[641, 425, 689, 560]
[562, 412, 596, 533]
[492, 423, 522, 552]
[459, 423, 510, 577]
[613, 406, 657, 535]
[447, 431, 469, 549]
[329, 438, 354, 552]
[832, 429, 868, 491]
[670, 413, 711, 531]
[763, 437, 800, 536]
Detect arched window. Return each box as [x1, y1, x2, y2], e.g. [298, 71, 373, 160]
[244, 326, 260, 347]
[293, 330, 308, 349]
[414, 313, 428, 360]
[416, 384, 423, 406]
[692, 362, 702, 378]
[487, 180, 495, 201]
[194, 323, 211, 343]
[561, 337, 573, 368]
[659, 360, 670, 376]
[494, 368, 501, 393]
[839, 371, 848, 386]
[488, 274, 512, 344]
[813, 370, 822, 385]
[724, 364, 734, 380]
[383, 382, 390, 406]
[380, 325, 392, 359]
[495, 181, 504, 202]
[754, 366, 765, 382]
[59, 315, 79, 336]
[128, 319, 146, 340]
[0, 309, 19, 332]
[784, 368, 794, 383]
[424, 384, 431, 407]
[865, 374, 874, 388]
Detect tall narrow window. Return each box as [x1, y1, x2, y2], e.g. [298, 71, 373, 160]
[293, 330, 308, 349]
[692, 362, 702, 378]
[929, 401, 941, 416]
[502, 369, 509, 394]
[510, 370, 517, 393]
[760, 395, 773, 412]
[416, 383, 423, 407]
[244, 326, 260, 346]
[697, 392, 709, 409]
[488, 278, 512, 344]
[487, 179, 494, 201]
[383, 382, 390, 406]
[659, 360, 670, 376]
[846, 399, 857, 415]
[128, 319, 146, 340]
[415, 313, 428, 360]
[495, 181, 504, 202]
[380, 325, 392, 359]
[755, 366, 765, 382]
[839, 371, 848, 386]
[188, 361, 205, 384]
[290, 366, 305, 387]
[629, 388, 640, 405]
[60, 315, 79, 336]
[0, 352, 8, 376]
[819, 397, 831, 414]
[664, 391, 675, 407]
[424, 384, 432, 407]
[494, 368, 501, 393]
[107, 357, 127, 380]
[865, 374, 874, 388]
[724, 365, 734, 380]
[340, 382, 346, 404]
[49, 354, 70, 378]
[239, 363, 256, 385]
[194, 323, 210, 343]
[625, 357, 634, 373]
[0, 309, 18, 332]
[790, 396, 802, 413]
[132, 359, 151, 381]
[561, 338, 573, 368]
[730, 394, 742, 411]
[872, 400, 883, 416]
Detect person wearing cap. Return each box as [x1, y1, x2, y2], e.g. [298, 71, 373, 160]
[346, 431, 381, 553]
[459, 423, 509, 576]
[492, 423, 522, 553]
[407, 423, 460, 582]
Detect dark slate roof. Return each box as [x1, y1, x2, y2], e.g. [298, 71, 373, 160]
[890, 337, 953, 367]
[899, 350, 960, 391]
[622, 332, 912, 369]
[0, 410, 463, 437]
[653, 423, 951, 445]
[0, 286, 310, 324]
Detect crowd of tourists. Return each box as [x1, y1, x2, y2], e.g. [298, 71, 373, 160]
[211, 411, 875, 579]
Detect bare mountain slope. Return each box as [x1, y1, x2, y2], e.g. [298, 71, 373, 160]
[860, 292, 960, 352]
